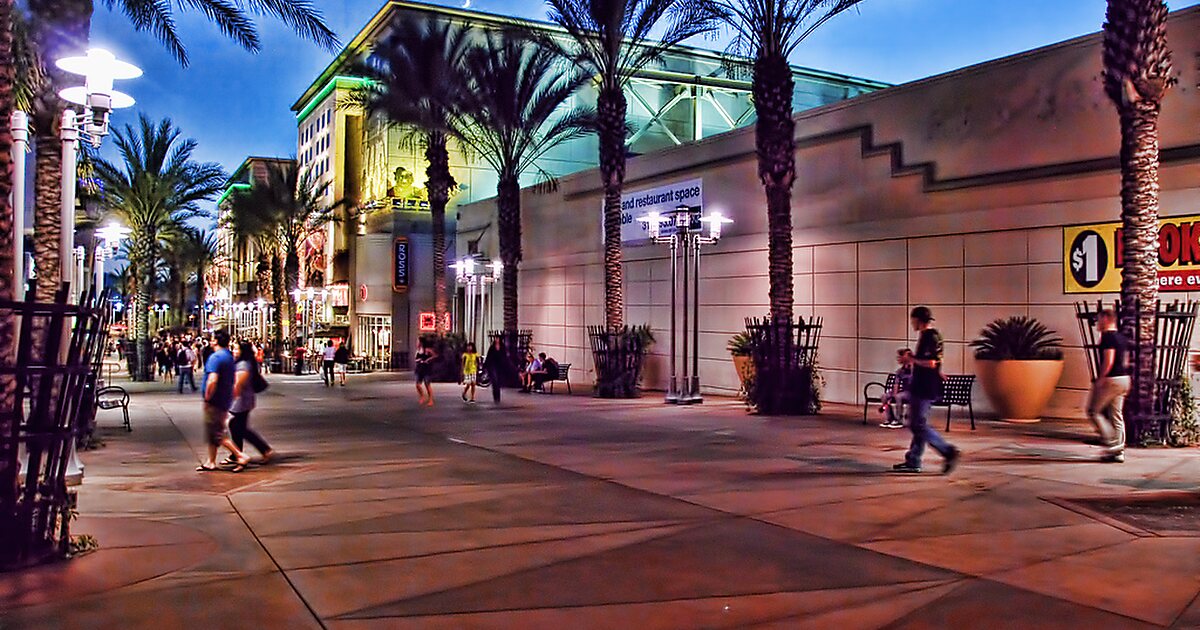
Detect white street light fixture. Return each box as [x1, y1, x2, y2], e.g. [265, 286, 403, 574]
[96, 221, 131, 253]
[454, 256, 501, 345]
[57, 48, 141, 145]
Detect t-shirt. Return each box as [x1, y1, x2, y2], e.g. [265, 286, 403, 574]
[203, 348, 237, 411]
[323, 346, 336, 361]
[526, 358, 542, 373]
[1099, 330, 1130, 378]
[910, 328, 944, 400]
[462, 352, 479, 376]
[334, 346, 350, 364]
[543, 359, 560, 379]
[229, 360, 257, 414]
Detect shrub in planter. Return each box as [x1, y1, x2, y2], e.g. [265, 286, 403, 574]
[727, 332, 754, 394]
[970, 316, 1064, 422]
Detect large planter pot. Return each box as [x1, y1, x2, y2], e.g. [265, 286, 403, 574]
[732, 355, 754, 392]
[975, 358, 1064, 422]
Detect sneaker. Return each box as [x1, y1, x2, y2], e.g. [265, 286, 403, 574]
[942, 447, 961, 475]
[879, 420, 903, 429]
[892, 462, 922, 473]
[1100, 453, 1125, 463]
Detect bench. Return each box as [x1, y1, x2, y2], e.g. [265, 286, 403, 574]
[862, 373, 975, 431]
[96, 385, 131, 432]
[546, 363, 572, 394]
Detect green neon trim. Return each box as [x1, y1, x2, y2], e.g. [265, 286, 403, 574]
[217, 183, 251, 207]
[296, 75, 372, 122]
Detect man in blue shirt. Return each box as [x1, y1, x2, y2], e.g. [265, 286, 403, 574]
[197, 330, 249, 472]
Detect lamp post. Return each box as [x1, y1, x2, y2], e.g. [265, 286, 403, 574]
[638, 205, 731, 404]
[453, 256, 501, 345]
[94, 221, 130, 295]
[10, 111, 28, 300]
[55, 48, 140, 303]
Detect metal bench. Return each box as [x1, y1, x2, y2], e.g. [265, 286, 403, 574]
[863, 373, 975, 431]
[862, 372, 906, 424]
[546, 363, 572, 394]
[934, 374, 976, 431]
[95, 385, 131, 432]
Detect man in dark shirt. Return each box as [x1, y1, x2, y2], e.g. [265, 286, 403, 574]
[893, 306, 961, 474]
[1088, 309, 1131, 463]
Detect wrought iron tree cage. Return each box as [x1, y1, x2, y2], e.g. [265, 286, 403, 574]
[1075, 299, 1198, 445]
[589, 325, 652, 399]
[744, 316, 824, 415]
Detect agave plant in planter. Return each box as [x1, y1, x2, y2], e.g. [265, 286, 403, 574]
[970, 316, 1064, 422]
[728, 332, 754, 394]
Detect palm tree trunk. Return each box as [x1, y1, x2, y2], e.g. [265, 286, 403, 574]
[132, 232, 155, 381]
[0, 0, 21, 551]
[598, 86, 627, 332]
[270, 254, 284, 352]
[425, 132, 453, 333]
[496, 172, 521, 332]
[29, 0, 92, 303]
[194, 261, 205, 319]
[1117, 104, 1163, 431]
[284, 248, 299, 342]
[753, 53, 797, 325]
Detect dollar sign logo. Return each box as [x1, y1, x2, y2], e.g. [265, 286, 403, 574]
[1072, 247, 1084, 272]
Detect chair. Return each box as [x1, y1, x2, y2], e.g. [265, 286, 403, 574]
[547, 363, 572, 394]
[934, 374, 976, 431]
[95, 385, 131, 432]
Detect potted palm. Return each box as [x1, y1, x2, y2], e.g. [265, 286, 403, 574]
[971, 316, 1065, 422]
[728, 332, 754, 393]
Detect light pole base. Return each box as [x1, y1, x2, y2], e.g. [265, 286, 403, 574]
[665, 376, 679, 404]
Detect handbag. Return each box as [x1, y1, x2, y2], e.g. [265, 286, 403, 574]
[252, 369, 269, 393]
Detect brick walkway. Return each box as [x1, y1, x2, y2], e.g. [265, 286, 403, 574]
[3, 373, 1199, 628]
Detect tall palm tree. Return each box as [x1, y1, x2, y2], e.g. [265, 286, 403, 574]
[227, 162, 333, 351]
[0, 0, 19, 543]
[351, 18, 474, 335]
[453, 31, 592, 331]
[713, 0, 862, 324]
[27, 0, 338, 302]
[1102, 0, 1175, 435]
[222, 190, 281, 350]
[545, 0, 720, 330]
[181, 228, 219, 319]
[94, 115, 224, 380]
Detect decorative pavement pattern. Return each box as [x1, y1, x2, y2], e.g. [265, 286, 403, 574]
[4, 373, 1200, 629]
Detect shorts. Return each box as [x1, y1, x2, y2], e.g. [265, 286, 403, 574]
[335, 363, 347, 375]
[415, 370, 432, 385]
[203, 404, 229, 446]
[463, 373, 477, 385]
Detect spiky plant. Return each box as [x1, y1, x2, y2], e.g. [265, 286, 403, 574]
[971, 317, 1064, 361]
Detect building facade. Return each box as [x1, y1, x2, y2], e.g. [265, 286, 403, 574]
[289, 0, 885, 368]
[457, 7, 1200, 417]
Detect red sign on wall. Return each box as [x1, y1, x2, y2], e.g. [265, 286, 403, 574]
[419, 312, 436, 332]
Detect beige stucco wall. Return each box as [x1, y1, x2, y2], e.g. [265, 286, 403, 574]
[457, 7, 1200, 418]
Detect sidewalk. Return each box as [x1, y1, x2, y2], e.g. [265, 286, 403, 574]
[3, 375, 1199, 628]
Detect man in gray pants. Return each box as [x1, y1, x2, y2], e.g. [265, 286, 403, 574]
[1089, 309, 1131, 463]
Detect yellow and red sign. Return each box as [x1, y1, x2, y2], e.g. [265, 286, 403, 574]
[1064, 215, 1200, 294]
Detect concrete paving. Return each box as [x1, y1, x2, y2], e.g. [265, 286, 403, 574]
[3, 372, 1200, 629]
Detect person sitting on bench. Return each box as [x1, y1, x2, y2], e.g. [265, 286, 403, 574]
[520, 351, 543, 393]
[531, 354, 560, 393]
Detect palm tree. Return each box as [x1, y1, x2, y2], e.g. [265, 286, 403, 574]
[181, 228, 219, 320]
[93, 115, 224, 380]
[1102, 0, 1175, 436]
[545, 0, 720, 330]
[27, 0, 338, 302]
[222, 190, 281, 351]
[351, 18, 475, 335]
[226, 162, 333, 352]
[0, 0, 19, 540]
[452, 31, 592, 331]
[713, 0, 862, 324]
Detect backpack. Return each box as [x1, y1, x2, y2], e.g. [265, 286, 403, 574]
[251, 366, 269, 393]
[544, 359, 560, 380]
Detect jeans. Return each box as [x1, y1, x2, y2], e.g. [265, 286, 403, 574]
[884, 391, 909, 424]
[177, 367, 196, 393]
[229, 410, 271, 455]
[489, 369, 501, 403]
[905, 397, 953, 467]
[322, 360, 334, 385]
[1087, 375, 1131, 453]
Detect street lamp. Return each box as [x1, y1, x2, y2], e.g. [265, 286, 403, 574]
[638, 204, 732, 404]
[94, 221, 131, 295]
[55, 48, 140, 304]
[453, 256, 501, 344]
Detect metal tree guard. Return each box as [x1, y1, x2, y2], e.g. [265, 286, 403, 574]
[744, 315, 824, 415]
[1075, 299, 1198, 445]
[1, 287, 111, 567]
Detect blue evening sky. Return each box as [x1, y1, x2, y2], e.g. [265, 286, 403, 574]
[88, 0, 1200, 198]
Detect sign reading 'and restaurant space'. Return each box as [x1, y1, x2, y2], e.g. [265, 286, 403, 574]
[612, 178, 704, 245]
[1064, 214, 1200, 293]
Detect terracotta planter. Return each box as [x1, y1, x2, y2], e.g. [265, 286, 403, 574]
[974, 358, 1064, 422]
[732, 355, 754, 391]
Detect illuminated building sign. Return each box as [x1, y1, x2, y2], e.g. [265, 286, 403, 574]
[393, 237, 409, 292]
[1065, 214, 1200, 293]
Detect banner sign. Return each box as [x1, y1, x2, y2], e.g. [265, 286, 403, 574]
[611, 178, 703, 245]
[1064, 215, 1200, 293]
[393, 237, 410, 292]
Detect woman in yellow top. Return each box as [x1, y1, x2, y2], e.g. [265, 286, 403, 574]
[461, 342, 479, 404]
